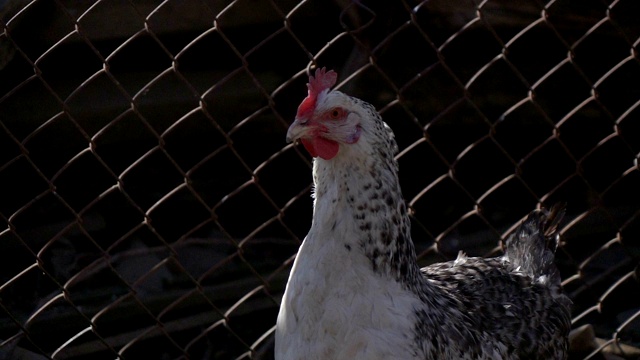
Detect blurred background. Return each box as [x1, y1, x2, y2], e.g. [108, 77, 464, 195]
[0, 0, 639, 359]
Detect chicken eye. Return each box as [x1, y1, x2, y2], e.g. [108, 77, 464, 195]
[329, 108, 343, 120]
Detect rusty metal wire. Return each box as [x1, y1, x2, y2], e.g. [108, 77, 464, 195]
[0, 0, 639, 359]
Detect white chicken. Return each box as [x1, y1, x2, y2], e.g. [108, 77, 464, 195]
[276, 68, 571, 359]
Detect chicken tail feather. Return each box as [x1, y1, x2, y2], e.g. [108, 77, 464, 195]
[504, 204, 566, 286]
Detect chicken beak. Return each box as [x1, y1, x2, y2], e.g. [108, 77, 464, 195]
[286, 118, 310, 143]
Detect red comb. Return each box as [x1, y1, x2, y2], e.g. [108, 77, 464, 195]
[296, 67, 338, 119]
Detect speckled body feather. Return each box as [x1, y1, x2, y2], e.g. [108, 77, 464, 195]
[276, 69, 571, 360]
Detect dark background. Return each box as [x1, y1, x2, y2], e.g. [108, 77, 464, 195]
[1, 0, 639, 359]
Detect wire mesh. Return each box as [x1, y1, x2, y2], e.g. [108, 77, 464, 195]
[0, 0, 639, 359]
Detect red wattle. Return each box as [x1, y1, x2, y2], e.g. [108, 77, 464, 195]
[301, 137, 339, 160]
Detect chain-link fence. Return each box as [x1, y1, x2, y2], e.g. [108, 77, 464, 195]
[1, 0, 639, 359]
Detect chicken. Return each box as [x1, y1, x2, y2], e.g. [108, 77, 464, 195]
[276, 68, 572, 360]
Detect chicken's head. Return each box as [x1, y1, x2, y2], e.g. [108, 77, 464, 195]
[286, 68, 362, 160]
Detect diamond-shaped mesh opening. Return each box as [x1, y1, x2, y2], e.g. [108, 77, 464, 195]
[572, 21, 631, 83]
[0, 121, 22, 167]
[617, 105, 640, 154]
[479, 1, 542, 43]
[2, 1, 640, 359]
[253, 148, 311, 208]
[107, 33, 173, 96]
[397, 140, 449, 201]
[504, 22, 568, 85]
[215, 184, 279, 239]
[411, 176, 475, 238]
[0, 265, 60, 342]
[581, 136, 635, 194]
[162, 109, 228, 171]
[401, 64, 464, 127]
[238, 221, 300, 279]
[0, 156, 49, 216]
[23, 112, 89, 179]
[453, 138, 515, 199]
[558, 100, 614, 159]
[494, 100, 554, 160]
[224, 287, 278, 353]
[145, 0, 215, 54]
[201, 69, 267, 132]
[545, 0, 609, 45]
[23, 295, 91, 354]
[75, 0, 145, 56]
[93, 110, 159, 175]
[90, 294, 161, 339]
[229, 110, 289, 170]
[285, 0, 344, 55]
[65, 71, 132, 136]
[280, 190, 313, 240]
[37, 223, 104, 284]
[146, 186, 211, 242]
[520, 138, 576, 197]
[314, 34, 368, 78]
[620, 215, 640, 254]
[10, 192, 75, 251]
[596, 59, 640, 118]
[441, 20, 504, 85]
[0, 37, 33, 97]
[215, 1, 284, 56]
[446, 212, 504, 257]
[136, 70, 200, 134]
[380, 103, 423, 148]
[609, 0, 640, 42]
[426, 99, 490, 162]
[119, 149, 184, 211]
[36, 32, 104, 100]
[72, 188, 142, 252]
[467, 57, 531, 120]
[0, 230, 34, 285]
[603, 170, 640, 227]
[64, 262, 121, 316]
[4, 0, 76, 61]
[343, 66, 396, 109]
[563, 208, 618, 266]
[412, 0, 477, 48]
[245, 31, 310, 92]
[0, 77, 63, 141]
[174, 30, 243, 94]
[54, 151, 116, 212]
[189, 147, 253, 208]
[533, 61, 592, 121]
[187, 319, 248, 359]
[374, 25, 439, 88]
[477, 176, 538, 231]
[543, 175, 594, 214]
[197, 241, 254, 289]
